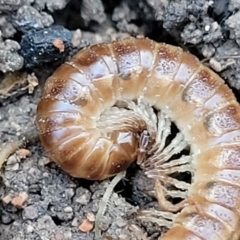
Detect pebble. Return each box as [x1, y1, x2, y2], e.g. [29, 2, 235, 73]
[22, 205, 38, 220]
[26, 225, 34, 233]
[64, 206, 73, 213]
[63, 231, 72, 240]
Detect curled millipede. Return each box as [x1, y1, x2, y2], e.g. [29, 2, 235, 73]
[36, 37, 240, 239]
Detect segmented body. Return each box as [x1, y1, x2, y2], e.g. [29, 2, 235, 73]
[36, 37, 240, 239]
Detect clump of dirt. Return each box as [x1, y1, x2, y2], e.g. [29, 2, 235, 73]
[1, 0, 240, 239]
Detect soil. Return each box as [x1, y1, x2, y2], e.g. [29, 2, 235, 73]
[0, 0, 240, 239]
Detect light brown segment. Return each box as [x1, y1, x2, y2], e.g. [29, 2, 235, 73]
[167, 65, 239, 149]
[191, 125, 240, 153]
[204, 103, 240, 134]
[166, 195, 239, 239]
[56, 123, 140, 180]
[185, 102, 240, 149]
[135, 38, 156, 69]
[68, 137, 113, 180]
[68, 46, 118, 110]
[168, 66, 224, 138]
[161, 225, 203, 240]
[194, 198, 239, 231]
[36, 112, 94, 152]
[135, 37, 157, 96]
[188, 85, 236, 150]
[204, 84, 236, 111]
[192, 181, 240, 212]
[41, 64, 104, 117]
[192, 145, 240, 187]
[36, 111, 92, 135]
[161, 51, 201, 121]
[186, 192, 239, 230]
[173, 205, 228, 240]
[212, 168, 240, 189]
[182, 66, 224, 106]
[143, 43, 183, 107]
[49, 128, 101, 165]
[181, 83, 237, 147]
[90, 43, 123, 100]
[108, 38, 144, 100]
[89, 43, 122, 105]
[37, 97, 81, 117]
[194, 144, 240, 170]
[185, 144, 240, 238]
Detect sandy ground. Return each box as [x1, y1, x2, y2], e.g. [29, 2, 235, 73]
[1, 0, 240, 239]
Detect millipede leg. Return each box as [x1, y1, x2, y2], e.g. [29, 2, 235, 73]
[155, 180, 189, 213]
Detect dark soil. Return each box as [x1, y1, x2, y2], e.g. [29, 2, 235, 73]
[1, 0, 240, 239]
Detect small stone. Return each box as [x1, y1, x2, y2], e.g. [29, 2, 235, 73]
[71, 217, 79, 227]
[205, 25, 210, 31]
[1, 214, 12, 224]
[26, 225, 34, 233]
[71, 29, 82, 48]
[65, 188, 75, 199]
[39, 156, 51, 166]
[86, 212, 95, 222]
[52, 38, 65, 52]
[116, 220, 127, 228]
[63, 231, 72, 240]
[75, 190, 90, 205]
[64, 206, 73, 213]
[22, 205, 38, 220]
[211, 21, 219, 31]
[11, 163, 20, 171]
[54, 233, 64, 240]
[6, 155, 18, 165]
[209, 58, 222, 72]
[79, 218, 94, 233]
[42, 172, 49, 177]
[202, 44, 215, 58]
[2, 194, 12, 204]
[11, 192, 28, 208]
[16, 148, 31, 159]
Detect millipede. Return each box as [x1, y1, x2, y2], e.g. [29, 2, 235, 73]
[35, 37, 240, 239]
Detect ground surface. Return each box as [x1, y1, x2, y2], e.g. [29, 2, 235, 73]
[1, 0, 240, 239]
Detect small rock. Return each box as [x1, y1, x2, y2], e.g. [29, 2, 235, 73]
[64, 206, 73, 213]
[22, 205, 38, 220]
[75, 188, 91, 205]
[2, 194, 12, 204]
[71, 217, 79, 227]
[79, 218, 94, 233]
[65, 188, 75, 199]
[26, 225, 34, 233]
[0, 40, 24, 72]
[71, 29, 82, 48]
[1, 214, 12, 224]
[209, 58, 222, 72]
[86, 212, 95, 222]
[116, 220, 127, 228]
[63, 231, 72, 240]
[54, 233, 64, 240]
[11, 192, 28, 208]
[6, 155, 18, 165]
[16, 148, 31, 159]
[11, 163, 20, 171]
